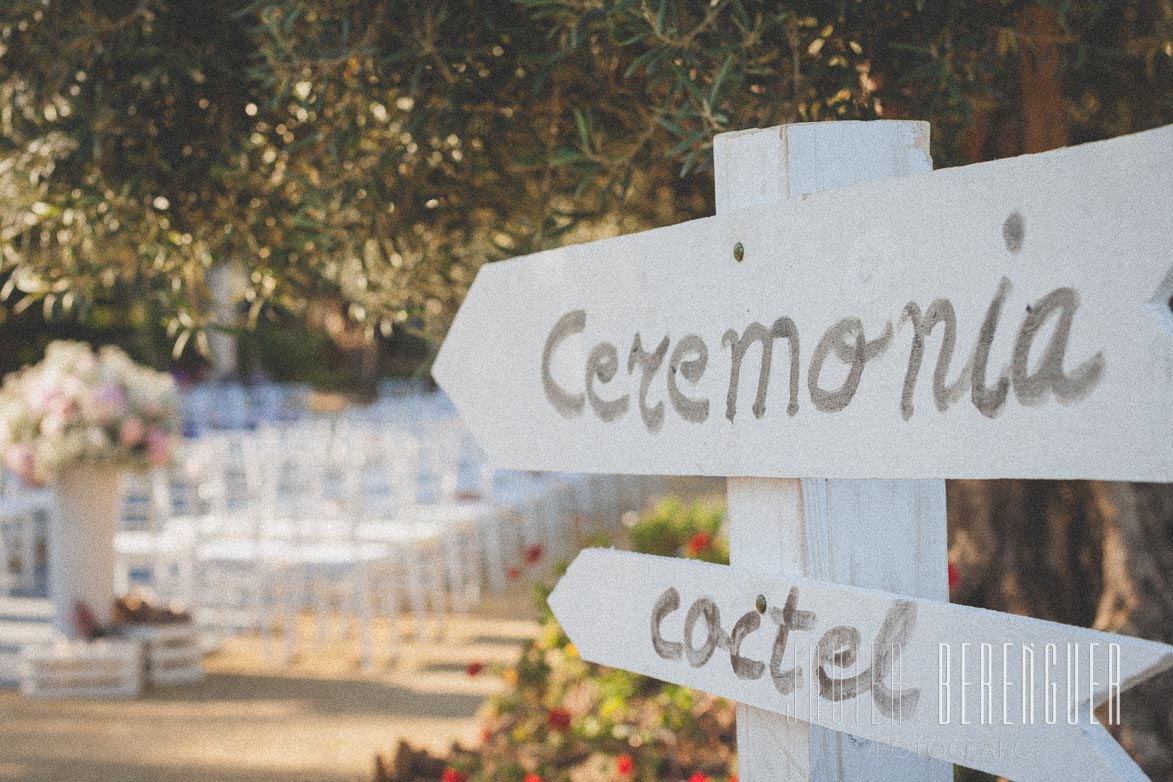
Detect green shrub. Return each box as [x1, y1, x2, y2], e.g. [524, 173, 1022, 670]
[376, 496, 736, 782]
[628, 497, 728, 565]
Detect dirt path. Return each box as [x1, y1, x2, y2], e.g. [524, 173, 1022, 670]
[0, 592, 539, 782]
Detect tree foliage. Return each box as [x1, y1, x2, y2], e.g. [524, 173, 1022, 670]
[0, 0, 1169, 355]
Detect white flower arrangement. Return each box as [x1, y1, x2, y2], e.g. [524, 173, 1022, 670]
[0, 341, 181, 485]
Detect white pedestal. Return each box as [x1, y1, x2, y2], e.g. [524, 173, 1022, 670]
[49, 464, 123, 637]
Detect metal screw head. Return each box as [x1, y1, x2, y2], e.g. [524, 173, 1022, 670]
[755, 594, 766, 614]
[733, 241, 744, 262]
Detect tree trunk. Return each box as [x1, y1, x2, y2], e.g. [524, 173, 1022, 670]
[947, 480, 1173, 778]
[1018, 4, 1068, 154]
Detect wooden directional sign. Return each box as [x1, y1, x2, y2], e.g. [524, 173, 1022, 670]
[549, 549, 1173, 782]
[433, 125, 1173, 480]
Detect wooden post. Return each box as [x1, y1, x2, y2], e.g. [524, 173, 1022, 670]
[716, 121, 952, 782]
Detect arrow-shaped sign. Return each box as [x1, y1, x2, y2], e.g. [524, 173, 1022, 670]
[433, 125, 1173, 480]
[549, 548, 1173, 782]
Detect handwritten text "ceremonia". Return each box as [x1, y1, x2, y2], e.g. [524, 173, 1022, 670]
[541, 278, 1103, 431]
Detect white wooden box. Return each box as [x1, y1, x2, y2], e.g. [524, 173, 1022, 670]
[20, 638, 143, 699]
[125, 623, 203, 686]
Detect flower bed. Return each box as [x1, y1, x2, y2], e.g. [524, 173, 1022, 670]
[375, 498, 738, 782]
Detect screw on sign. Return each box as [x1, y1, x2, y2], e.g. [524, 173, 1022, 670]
[432, 120, 1173, 782]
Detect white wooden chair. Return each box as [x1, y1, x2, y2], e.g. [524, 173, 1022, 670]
[275, 422, 398, 668]
[113, 468, 198, 607]
[220, 421, 407, 670]
[191, 431, 285, 641]
[0, 501, 36, 594]
[0, 471, 53, 593]
[354, 430, 449, 642]
[0, 505, 16, 594]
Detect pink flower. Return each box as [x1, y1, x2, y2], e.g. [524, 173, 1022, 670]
[546, 707, 571, 732]
[5, 444, 42, 486]
[119, 416, 146, 448]
[93, 384, 127, 423]
[40, 409, 68, 437]
[146, 429, 171, 466]
[28, 383, 62, 415]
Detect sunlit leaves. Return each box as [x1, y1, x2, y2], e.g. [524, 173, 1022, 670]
[0, 0, 1168, 357]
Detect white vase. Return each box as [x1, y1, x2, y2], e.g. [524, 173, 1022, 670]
[49, 463, 124, 637]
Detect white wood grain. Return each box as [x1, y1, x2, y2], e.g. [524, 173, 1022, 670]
[727, 475, 810, 780]
[716, 121, 818, 782]
[433, 123, 1173, 481]
[801, 479, 949, 781]
[548, 549, 1173, 782]
[718, 122, 949, 782]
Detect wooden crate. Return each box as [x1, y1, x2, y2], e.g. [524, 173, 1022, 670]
[20, 638, 143, 699]
[125, 623, 204, 686]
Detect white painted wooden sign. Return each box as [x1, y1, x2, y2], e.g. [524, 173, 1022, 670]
[433, 124, 1173, 481]
[549, 548, 1173, 782]
[434, 119, 1173, 782]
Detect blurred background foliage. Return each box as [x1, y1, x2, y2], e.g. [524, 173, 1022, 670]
[0, 0, 1169, 380]
[376, 497, 741, 782]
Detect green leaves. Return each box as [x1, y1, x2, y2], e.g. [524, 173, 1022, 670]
[627, 497, 728, 564]
[0, 0, 1168, 356]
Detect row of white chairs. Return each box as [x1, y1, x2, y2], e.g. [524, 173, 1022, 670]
[180, 378, 440, 436]
[0, 387, 667, 669]
[110, 418, 663, 668]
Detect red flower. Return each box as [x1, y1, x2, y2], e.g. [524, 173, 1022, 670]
[466, 660, 484, 677]
[688, 773, 708, 782]
[506, 566, 521, 581]
[479, 726, 492, 744]
[524, 543, 543, 565]
[524, 775, 543, 782]
[616, 754, 634, 775]
[730, 776, 737, 782]
[71, 600, 101, 641]
[948, 561, 960, 590]
[686, 531, 712, 557]
[441, 768, 467, 782]
[546, 707, 572, 731]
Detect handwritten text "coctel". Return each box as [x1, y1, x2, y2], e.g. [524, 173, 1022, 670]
[650, 586, 920, 720]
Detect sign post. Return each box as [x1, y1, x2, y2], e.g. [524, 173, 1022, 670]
[716, 122, 949, 782]
[432, 120, 1173, 781]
